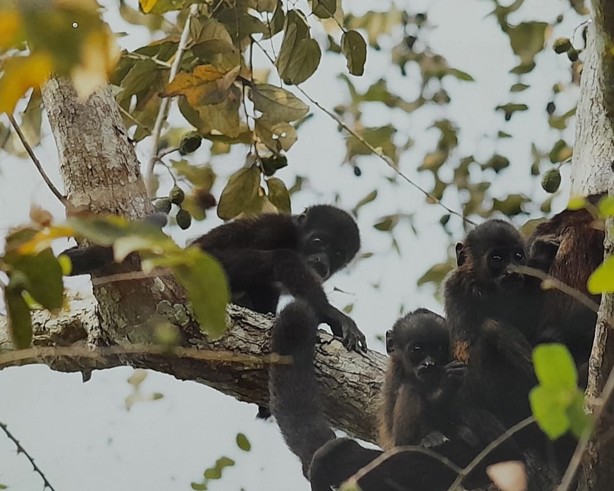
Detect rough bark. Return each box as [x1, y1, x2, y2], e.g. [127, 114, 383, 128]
[14, 76, 385, 444]
[42, 77, 188, 346]
[0, 299, 385, 442]
[571, 1, 614, 489]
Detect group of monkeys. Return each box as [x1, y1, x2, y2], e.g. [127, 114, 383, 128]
[64, 197, 604, 491]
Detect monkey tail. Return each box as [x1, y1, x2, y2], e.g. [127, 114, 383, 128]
[269, 300, 336, 478]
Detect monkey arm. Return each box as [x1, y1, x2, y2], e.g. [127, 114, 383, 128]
[209, 248, 367, 351]
[61, 245, 115, 275]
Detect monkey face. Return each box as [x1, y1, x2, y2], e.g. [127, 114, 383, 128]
[404, 341, 448, 385]
[485, 246, 526, 291]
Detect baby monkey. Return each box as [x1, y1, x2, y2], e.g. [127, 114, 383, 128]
[378, 309, 466, 449]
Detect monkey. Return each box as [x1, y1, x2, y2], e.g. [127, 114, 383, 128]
[527, 196, 605, 375]
[377, 309, 466, 450]
[443, 219, 538, 429]
[269, 300, 526, 491]
[63, 205, 367, 353]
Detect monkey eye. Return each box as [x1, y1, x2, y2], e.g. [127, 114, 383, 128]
[490, 254, 503, 262]
[411, 345, 423, 353]
[514, 251, 525, 261]
[311, 237, 322, 247]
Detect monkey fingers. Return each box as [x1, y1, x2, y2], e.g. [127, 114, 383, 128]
[444, 360, 467, 381]
[325, 307, 367, 352]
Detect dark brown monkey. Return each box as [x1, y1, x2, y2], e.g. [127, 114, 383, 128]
[64, 205, 367, 353]
[528, 196, 605, 371]
[270, 301, 525, 491]
[443, 219, 538, 429]
[377, 309, 466, 450]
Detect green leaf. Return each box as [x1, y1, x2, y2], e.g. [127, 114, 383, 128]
[341, 30, 367, 76]
[510, 83, 529, 92]
[373, 215, 399, 232]
[507, 22, 548, 68]
[533, 344, 577, 389]
[266, 178, 291, 213]
[276, 11, 321, 85]
[169, 248, 230, 338]
[236, 432, 252, 451]
[5, 248, 63, 310]
[447, 68, 474, 81]
[567, 391, 591, 439]
[588, 256, 614, 294]
[255, 118, 297, 152]
[311, 0, 336, 18]
[217, 166, 262, 220]
[598, 196, 614, 217]
[417, 261, 455, 287]
[5, 284, 33, 349]
[250, 84, 309, 122]
[529, 385, 570, 439]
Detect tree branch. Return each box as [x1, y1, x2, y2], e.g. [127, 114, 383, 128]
[0, 421, 57, 491]
[0, 297, 385, 442]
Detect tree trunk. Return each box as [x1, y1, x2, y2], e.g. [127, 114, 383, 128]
[2, 77, 388, 442]
[570, 1, 614, 489]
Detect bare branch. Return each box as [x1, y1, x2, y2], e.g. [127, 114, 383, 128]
[0, 421, 57, 491]
[7, 114, 68, 207]
[145, 4, 198, 196]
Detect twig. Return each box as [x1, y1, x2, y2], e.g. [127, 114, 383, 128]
[145, 3, 198, 197]
[446, 416, 535, 491]
[0, 421, 57, 491]
[249, 39, 474, 226]
[515, 265, 602, 315]
[0, 344, 291, 369]
[345, 444, 462, 487]
[8, 114, 68, 207]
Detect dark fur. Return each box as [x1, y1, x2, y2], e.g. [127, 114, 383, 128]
[270, 302, 524, 491]
[377, 310, 465, 449]
[444, 220, 538, 428]
[63, 206, 366, 352]
[528, 198, 604, 370]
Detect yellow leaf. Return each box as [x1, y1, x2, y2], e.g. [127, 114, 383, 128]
[0, 9, 22, 49]
[71, 26, 120, 99]
[0, 53, 52, 114]
[17, 226, 75, 255]
[139, 0, 158, 13]
[163, 65, 240, 106]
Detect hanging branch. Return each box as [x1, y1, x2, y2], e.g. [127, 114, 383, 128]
[7, 114, 68, 207]
[0, 421, 57, 491]
[145, 3, 199, 196]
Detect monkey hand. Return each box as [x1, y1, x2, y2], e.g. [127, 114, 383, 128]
[324, 307, 368, 353]
[419, 431, 450, 449]
[444, 360, 467, 383]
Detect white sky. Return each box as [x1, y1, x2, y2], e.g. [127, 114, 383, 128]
[0, 0, 582, 490]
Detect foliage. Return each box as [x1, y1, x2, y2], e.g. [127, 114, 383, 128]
[529, 344, 591, 440]
[0, 213, 230, 349]
[190, 433, 251, 490]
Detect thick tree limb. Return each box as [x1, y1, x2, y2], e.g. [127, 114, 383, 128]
[571, 1, 614, 489]
[0, 298, 384, 442]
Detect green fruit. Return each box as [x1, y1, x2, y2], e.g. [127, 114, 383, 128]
[541, 169, 562, 194]
[553, 37, 572, 54]
[176, 208, 192, 230]
[154, 197, 172, 214]
[169, 185, 185, 205]
[179, 132, 202, 155]
[567, 47, 579, 62]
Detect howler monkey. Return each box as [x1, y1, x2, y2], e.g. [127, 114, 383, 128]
[64, 205, 367, 353]
[444, 220, 538, 429]
[270, 301, 524, 491]
[377, 309, 466, 450]
[528, 197, 605, 371]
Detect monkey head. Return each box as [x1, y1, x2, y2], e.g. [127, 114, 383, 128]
[385, 309, 450, 386]
[456, 220, 527, 292]
[295, 205, 360, 281]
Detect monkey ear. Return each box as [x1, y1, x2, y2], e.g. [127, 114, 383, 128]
[455, 242, 467, 266]
[294, 213, 307, 226]
[385, 330, 394, 355]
